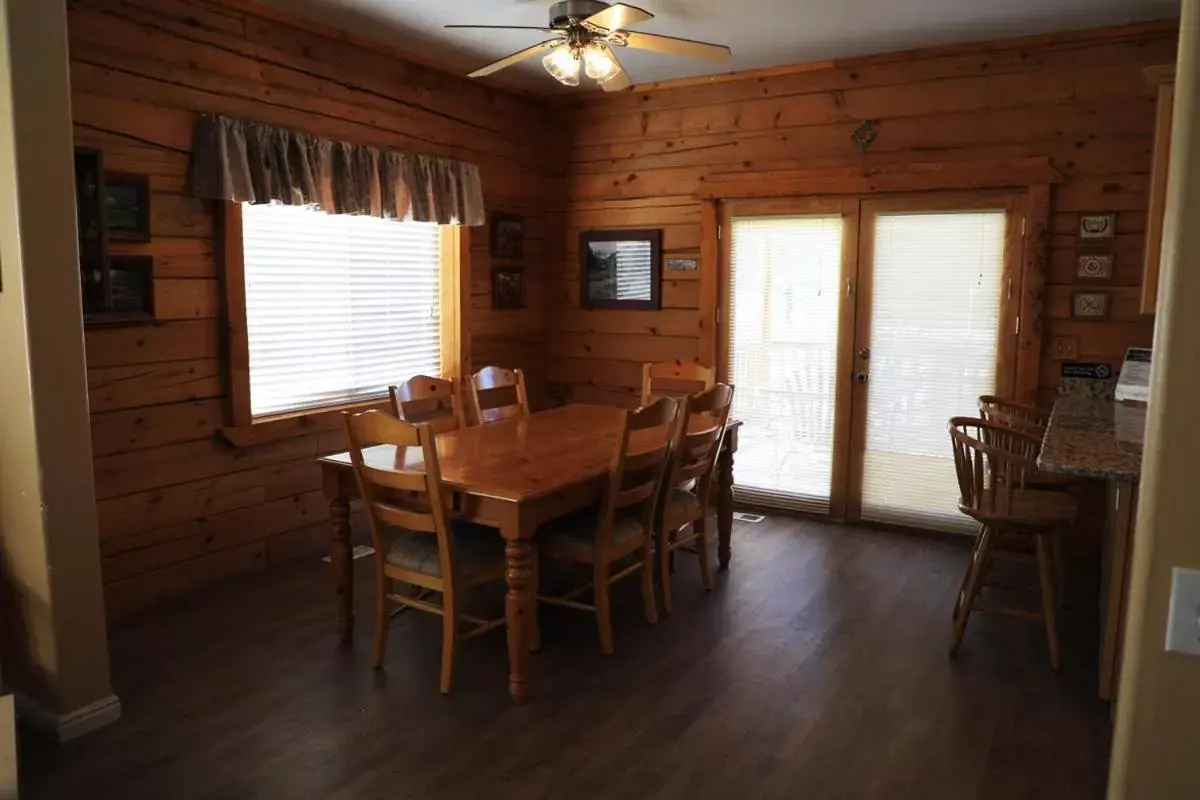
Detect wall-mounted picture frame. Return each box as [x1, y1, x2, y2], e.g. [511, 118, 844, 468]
[666, 258, 698, 272]
[1079, 213, 1116, 240]
[1071, 290, 1111, 320]
[105, 172, 151, 242]
[1077, 253, 1114, 281]
[579, 229, 662, 311]
[492, 266, 525, 309]
[490, 212, 524, 259]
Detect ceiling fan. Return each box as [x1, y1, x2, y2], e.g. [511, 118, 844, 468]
[446, 1, 732, 91]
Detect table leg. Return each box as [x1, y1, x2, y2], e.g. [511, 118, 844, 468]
[504, 538, 534, 705]
[330, 495, 354, 640]
[717, 441, 735, 571]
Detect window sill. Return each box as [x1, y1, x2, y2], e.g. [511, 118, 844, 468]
[219, 397, 391, 448]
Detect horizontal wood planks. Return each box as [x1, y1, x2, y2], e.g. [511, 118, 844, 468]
[547, 25, 1175, 406]
[69, 0, 555, 615]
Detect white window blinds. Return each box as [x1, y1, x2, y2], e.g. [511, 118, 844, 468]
[728, 216, 844, 512]
[860, 211, 1007, 532]
[241, 203, 442, 419]
[614, 241, 653, 300]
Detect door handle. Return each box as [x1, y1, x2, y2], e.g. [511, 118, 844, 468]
[855, 371, 869, 384]
[858, 348, 870, 360]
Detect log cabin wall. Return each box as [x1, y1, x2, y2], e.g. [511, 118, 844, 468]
[68, 0, 561, 615]
[549, 23, 1178, 409]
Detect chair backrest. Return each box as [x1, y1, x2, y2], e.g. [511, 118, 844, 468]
[469, 366, 529, 425]
[667, 383, 735, 507]
[641, 361, 716, 406]
[978, 395, 1050, 435]
[597, 397, 681, 556]
[345, 410, 454, 578]
[389, 375, 464, 434]
[948, 416, 1042, 522]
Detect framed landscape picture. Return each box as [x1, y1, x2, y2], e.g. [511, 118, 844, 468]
[579, 229, 662, 311]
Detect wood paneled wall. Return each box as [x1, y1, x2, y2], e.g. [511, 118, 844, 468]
[548, 24, 1176, 408]
[69, 0, 558, 615]
[69, 3, 1177, 615]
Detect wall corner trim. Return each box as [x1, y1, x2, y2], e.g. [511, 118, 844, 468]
[11, 692, 121, 742]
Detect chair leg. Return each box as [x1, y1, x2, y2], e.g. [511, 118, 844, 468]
[1036, 533, 1062, 672]
[594, 564, 615, 656]
[668, 528, 678, 574]
[658, 527, 674, 616]
[694, 516, 713, 592]
[439, 582, 459, 694]
[1052, 530, 1068, 609]
[372, 571, 391, 669]
[951, 524, 995, 657]
[953, 524, 987, 621]
[639, 543, 658, 626]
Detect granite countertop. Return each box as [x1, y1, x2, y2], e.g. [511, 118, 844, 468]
[1037, 396, 1145, 480]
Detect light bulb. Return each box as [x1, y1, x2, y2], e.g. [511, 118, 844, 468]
[583, 44, 620, 83]
[542, 45, 580, 86]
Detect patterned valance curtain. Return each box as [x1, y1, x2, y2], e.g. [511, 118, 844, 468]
[187, 114, 485, 226]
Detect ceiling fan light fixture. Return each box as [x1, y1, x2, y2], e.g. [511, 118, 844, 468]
[582, 43, 620, 83]
[542, 44, 580, 86]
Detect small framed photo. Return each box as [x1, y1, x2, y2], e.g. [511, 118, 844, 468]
[1079, 213, 1116, 240]
[105, 172, 151, 242]
[490, 212, 524, 259]
[1077, 253, 1114, 281]
[1071, 290, 1110, 320]
[666, 258, 698, 272]
[492, 266, 525, 309]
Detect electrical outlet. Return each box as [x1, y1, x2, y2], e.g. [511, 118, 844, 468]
[1165, 567, 1200, 657]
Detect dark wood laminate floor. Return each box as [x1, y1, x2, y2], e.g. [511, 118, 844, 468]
[21, 518, 1112, 799]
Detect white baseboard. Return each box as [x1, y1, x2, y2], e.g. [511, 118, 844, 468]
[13, 692, 120, 742]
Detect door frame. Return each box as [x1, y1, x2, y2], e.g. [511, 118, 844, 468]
[716, 188, 1040, 523]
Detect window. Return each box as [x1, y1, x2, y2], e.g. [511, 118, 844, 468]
[238, 203, 447, 419]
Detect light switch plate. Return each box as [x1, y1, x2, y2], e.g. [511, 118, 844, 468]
[1165, 567, 1200, 657]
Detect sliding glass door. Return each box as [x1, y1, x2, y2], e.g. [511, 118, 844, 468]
[723, 192, 1022, 531]
[725, 205, 850, 513]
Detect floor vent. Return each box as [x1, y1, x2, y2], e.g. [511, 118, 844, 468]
[322, 545, 376, 563]
[733, 512, 766, 523]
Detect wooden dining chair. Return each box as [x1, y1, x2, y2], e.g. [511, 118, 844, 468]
[389, 375, 464, 433]
[641, 361, 716, 406]
[948, 417, 1078, 671]
[537, 397, 681, 655]
[656, 383, 734, 614]
[344, 409, 506, 693]
[469, 366, 530, 425]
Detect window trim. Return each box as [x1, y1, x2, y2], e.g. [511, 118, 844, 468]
[218, 201, 468, 446]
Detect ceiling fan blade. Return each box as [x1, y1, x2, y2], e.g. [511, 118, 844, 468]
[467, 39, 562, 78]
[584, 3, 653, 32]
[445, 25, 556, 32]
[619, 30, 731, 62]
[600, 66, 632, 92]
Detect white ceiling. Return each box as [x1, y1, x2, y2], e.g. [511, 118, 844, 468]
[255, 0, 1180, 93]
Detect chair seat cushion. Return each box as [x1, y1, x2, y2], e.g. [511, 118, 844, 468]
[539, 506, 648, 563]
[385, 522, 505, 582]
[965, 488, 1078, 527]
[662, 486, 703, 525]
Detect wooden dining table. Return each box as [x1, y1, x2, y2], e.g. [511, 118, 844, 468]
[318, 403, 742, 705]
